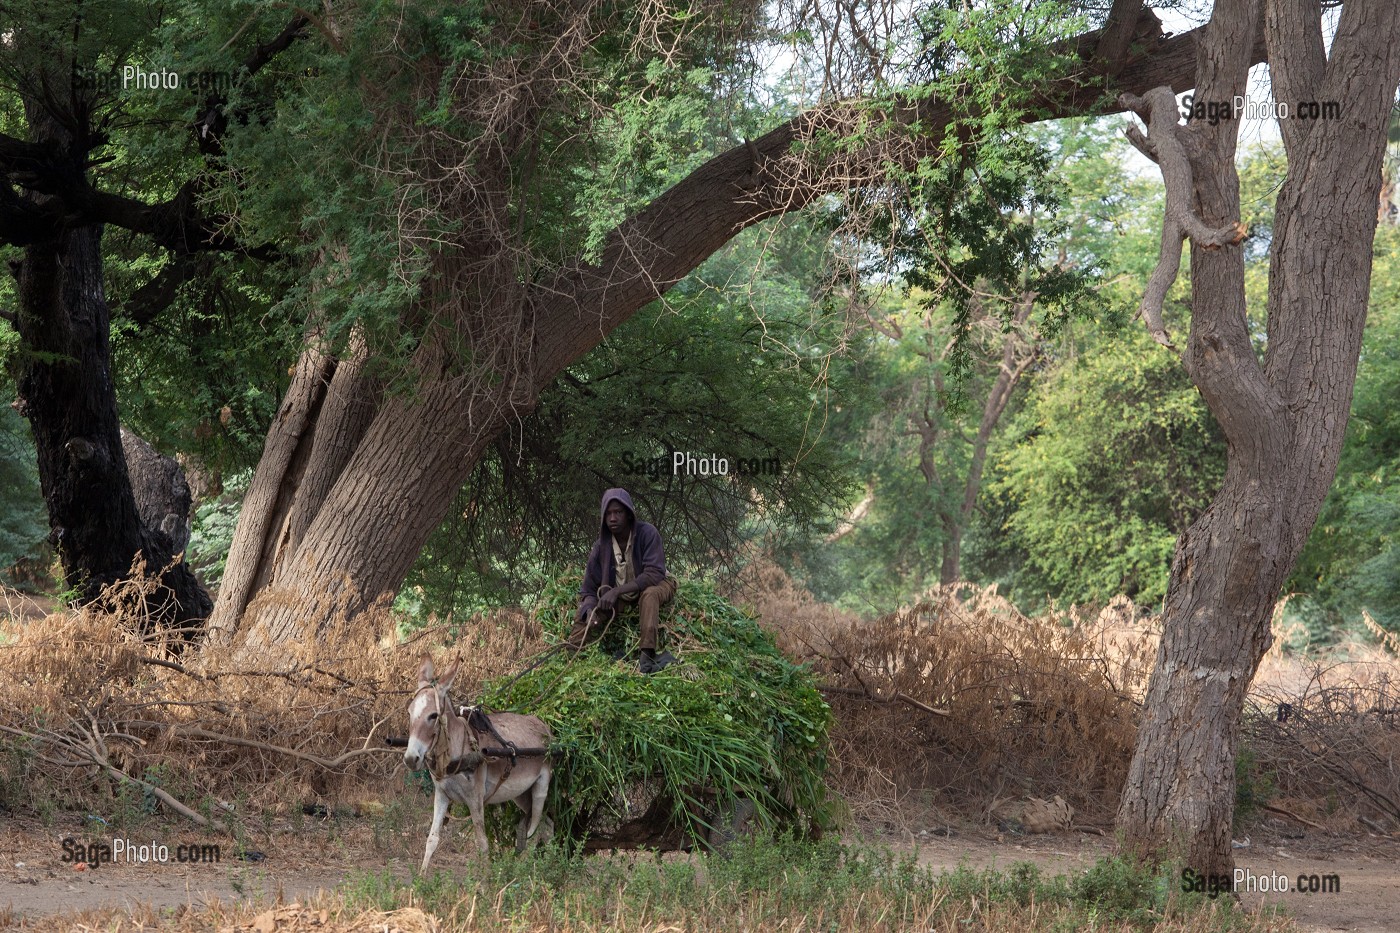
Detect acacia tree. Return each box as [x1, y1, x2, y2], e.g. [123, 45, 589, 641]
[1, 1, 1257, 643]
[198, 1, 1259, 648]
[1111, 0, 1400, 877]
[7, 0, 1391, 875]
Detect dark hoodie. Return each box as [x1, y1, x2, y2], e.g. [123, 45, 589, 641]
[577, 488, 668, 616]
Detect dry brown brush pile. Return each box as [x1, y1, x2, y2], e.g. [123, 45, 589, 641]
[726, 561, 1158, 827]
[0, 572, 542, 829]
[1242, 616, 1400, 833]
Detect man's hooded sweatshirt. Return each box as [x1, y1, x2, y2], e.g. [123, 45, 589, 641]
[578, 488, 668, 616]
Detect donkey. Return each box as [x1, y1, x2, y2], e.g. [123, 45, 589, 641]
[404, 654, 553, 871]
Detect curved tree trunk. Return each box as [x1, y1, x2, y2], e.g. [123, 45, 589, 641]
[230, 325, 522, 651]
[205, 10, 1265, 650]
[1115, 0, 1400, 879]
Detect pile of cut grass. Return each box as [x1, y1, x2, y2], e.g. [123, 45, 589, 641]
[482, 574, 832, 848]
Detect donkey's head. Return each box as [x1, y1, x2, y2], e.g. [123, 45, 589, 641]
[404, 653, 460, 772]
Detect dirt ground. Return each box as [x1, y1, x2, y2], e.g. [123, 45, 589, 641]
[1, 811, 1397, 930]
[895, 816, 1400, 933]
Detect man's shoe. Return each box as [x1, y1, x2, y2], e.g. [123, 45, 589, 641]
[639, 649, 676, 674]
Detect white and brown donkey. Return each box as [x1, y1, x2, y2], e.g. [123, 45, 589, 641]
[404, 654, 553, 871]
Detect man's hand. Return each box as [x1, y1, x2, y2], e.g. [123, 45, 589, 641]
[597, 588, 620, 614]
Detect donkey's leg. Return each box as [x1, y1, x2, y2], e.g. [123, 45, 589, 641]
[467, 771, 491, 859]
[522, 767, 551, 845]
[512, 794, 532, 853]
[420, 784, 450, 874]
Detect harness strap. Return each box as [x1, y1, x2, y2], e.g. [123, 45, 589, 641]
[465, 706, 518, 787]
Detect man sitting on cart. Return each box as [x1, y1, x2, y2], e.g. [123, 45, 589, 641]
[567, 488, 677, 673]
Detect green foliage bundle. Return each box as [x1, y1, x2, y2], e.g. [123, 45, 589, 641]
[482, 574, 833, 848]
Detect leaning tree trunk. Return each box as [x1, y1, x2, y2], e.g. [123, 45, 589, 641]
[224, 319, 526, 651]
[1115, 0, 1400, 878]
[204, 329, 379, 643]
[206, 8, 1265, 649]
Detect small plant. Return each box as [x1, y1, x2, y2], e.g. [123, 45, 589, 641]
[1069, 855, 1171, 923]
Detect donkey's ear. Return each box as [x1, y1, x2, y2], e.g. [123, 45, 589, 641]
[416, 653, 435, 689]
[438, 654, 461, 691]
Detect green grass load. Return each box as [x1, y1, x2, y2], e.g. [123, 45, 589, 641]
[481, 574, 833, 850]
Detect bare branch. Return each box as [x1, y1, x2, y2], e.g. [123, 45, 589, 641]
[174, 725, 398, 770]
[1120, 86, 1248, 348]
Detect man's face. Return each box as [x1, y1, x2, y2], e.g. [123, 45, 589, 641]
[605, 502, 631, 536]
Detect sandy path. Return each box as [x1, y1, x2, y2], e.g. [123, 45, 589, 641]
[904, 826, 1399, 933]
[3, 817, 1397, 930]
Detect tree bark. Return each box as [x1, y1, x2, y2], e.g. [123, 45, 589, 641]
[9, 65, 211, 630]
[13, 223, 210, 630]
[1115, 0, 1400, 878]
[204, 328, 378, 642]
[121, 427, 194, 556]
[231, 325, 521, 650]
[210, 11, 1269, 647]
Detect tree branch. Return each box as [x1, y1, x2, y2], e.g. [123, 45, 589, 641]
[1120, 86, 1248, 348]
[1095, 0, 1150, 75]
[193, 15, 311, 155]
[534, 17, 1269, 384]
[114, 254, 217, 328]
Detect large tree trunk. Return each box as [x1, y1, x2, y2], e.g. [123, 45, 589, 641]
[225, 321, 524, 650]
[14, 223, 210, 630]
[1115, 0, 1400, 878]
[207, 10, 1266, 648]
[204, 330, 378, 643]
[6, 50, 212, 634]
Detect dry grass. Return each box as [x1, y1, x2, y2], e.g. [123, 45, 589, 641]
[1242, 613, 1400, 833]
[729, 560, 1400, 837]
[21, 898, 1288, 933]
[0, 569, 544, 827]
[4, 557, 1399, 855]
[728, 560, 1156, 828]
